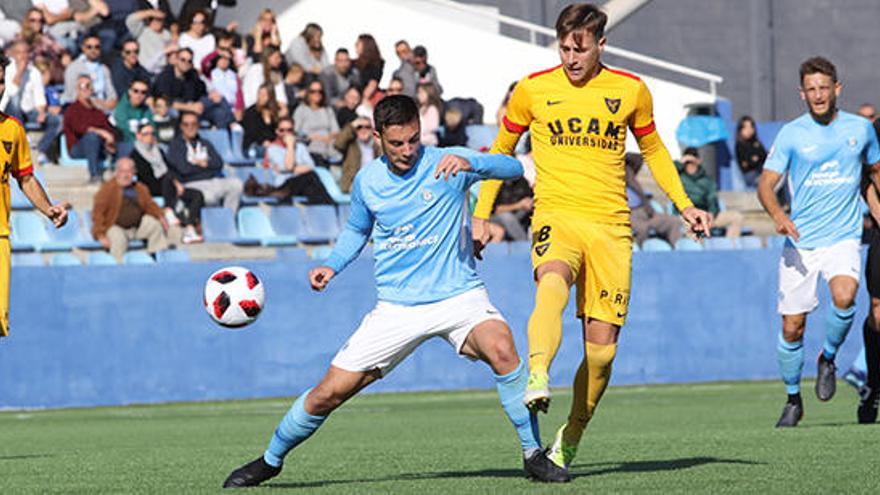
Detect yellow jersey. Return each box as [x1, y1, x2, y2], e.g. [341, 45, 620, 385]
[474, 65, 693, 223]
[0, 113, 34, 237]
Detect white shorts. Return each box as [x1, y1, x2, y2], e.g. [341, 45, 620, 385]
[331, 287, 507, 376]
[777, 238, 861, 315]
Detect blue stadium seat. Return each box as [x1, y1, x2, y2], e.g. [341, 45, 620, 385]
[201, 207, 257, 245]
[155, 249, 191, 263]
[123, 251, 155, 264]
[641, 238, 673, 252]
[276, 247, 310, 264]
[766, 235, 788, 249]
[11, 253, 44, 266]
[10, 211, 73, 252]
[237, 206, 297, 246]
[310, 245, 334, 260]
[298, 205, 341, 243]
[11, 180, 31, 210]
[50, 253, 82, 266]
[312, 167, 350, 204]
[78, 211, 144, 250]
[230, 127, 254, 163]
[482, 242, 509, 257]
[738, 236, 763, 249]
[200, 129, 257, 166]
[465, 125, 499, 151]
[632, 241, 641, 252]
[650, 199, 666, 215]
[46, 208, 86, 251]
[675, 238, 704, 251]
[58, 134, 88, 167]
[509, 240, 532, 255]
[87, 251, 117, 265]
[704, 237, 738, 250]
[153, 196, 165, 208]
[336, 203, 351, 230]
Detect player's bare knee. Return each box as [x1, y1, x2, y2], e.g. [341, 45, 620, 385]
[488, 338, 519, 372]
[830, 292, 855, 310]
[782, 317, 806, 341]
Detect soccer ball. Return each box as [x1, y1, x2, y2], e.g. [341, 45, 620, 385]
[204, 266, 265, 328]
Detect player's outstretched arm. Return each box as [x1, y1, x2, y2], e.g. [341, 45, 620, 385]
[322, 178, 373, 277]
[18, 174, 70, 228]
[308, 266, 336, 291]
[757, 169, 799, 241]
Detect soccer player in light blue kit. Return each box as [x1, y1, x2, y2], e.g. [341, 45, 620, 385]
[758, 56, 880, 427]
[223, 96, 569, 487]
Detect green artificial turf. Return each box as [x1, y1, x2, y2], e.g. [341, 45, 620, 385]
[0, 381, 877, 493]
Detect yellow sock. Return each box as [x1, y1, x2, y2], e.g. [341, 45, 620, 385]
[527, 272, 570, 376]
[562, 341, 617, 446]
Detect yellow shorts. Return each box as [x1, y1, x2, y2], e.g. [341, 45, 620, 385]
[530, 211, 632, 326]
[0, 238, 9, 337]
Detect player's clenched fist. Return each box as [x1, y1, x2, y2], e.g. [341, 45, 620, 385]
[434, 154, 472, 181]
[309, 266, 336, 291]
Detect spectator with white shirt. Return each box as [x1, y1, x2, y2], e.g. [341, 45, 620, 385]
[0, 40, 61, 163]
[178, 9, 215, 72]
[207, 47, 243, 122]
[125, 8, 173, 74]
[241, 45, 287, 110]
[62, 34, 117, 111]
[166, 111, 242, 212]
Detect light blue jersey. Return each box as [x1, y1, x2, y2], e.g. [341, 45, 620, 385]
[765, 111, 880, 248]
[325, 146, 523, 305]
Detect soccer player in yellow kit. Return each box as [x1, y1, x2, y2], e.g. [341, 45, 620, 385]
[472, 4, 712, 471]
[0, 54, 69, 338]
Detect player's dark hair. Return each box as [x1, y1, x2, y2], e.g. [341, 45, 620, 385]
[0, 53, 8, 70]
[799, 56, 837, 85]
[374, 95, 419, 135]
[556, 3, 607, 43]
[335, 47, 349, 56]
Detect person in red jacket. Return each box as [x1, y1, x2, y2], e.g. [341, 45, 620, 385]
[62, 74, 116, 183]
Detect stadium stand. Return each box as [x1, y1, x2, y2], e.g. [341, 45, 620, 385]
[11, 253, 45, 267]
[88, 252, 118, 266]
[237, 207, 298, 246]
[50, 253, 82, 266]
[156, 250, 192, 263]
[675, 238, 704, 251]
[312, 167, 351, 204]
[641, 238, 673, 252]
[124, 251, 156, 265]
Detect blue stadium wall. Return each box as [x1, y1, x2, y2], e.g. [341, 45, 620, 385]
[0, 248, 866, 409]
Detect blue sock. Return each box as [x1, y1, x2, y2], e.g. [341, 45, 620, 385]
[823, 305, 856, 360]
[495, 361, 541, 456]
[263, 389, 327, 467]
[778, 332, 804, 395]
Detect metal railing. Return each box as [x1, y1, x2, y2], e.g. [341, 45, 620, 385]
[421, 0, 723, 96]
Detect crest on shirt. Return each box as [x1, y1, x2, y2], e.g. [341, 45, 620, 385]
[605, 98, 621, 114]
[2, 141, 11, 154]
[421, 188, 434, 204]
[848, 137, 858, 148]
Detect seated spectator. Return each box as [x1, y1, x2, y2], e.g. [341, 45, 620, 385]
[293, 79, 341, 166]
[353, 34, 383, 105]
[166, 111, 242, 211]
[110, 39, 151, 98]
[244, 8, 281, 62]
[151, 95, 175, 145]
[0, 8, 21, 45]
[252, 116, 334, 204]
[335, 116, 379, 193]
[335, 86, 361, 128]
[36, 0, 80, 54]
[489, 179, 533, 242]
[177, 9, 215, 71]
[242, 82, 284, 156]
[206, 47, 243, 121]
[0, 40, 62, 163]
[858, 103, 876, 122]
[417, 83, 441, 147]
[131, 123, 204, 244]
[284, 22, 327, 77]
[92, 0, 142, 58]
[63, 74, 116, 182]
[282, 63, 306, 115]
[320, 48, 360, 109]
[385, 76, 405, 97]
[391, 39, 416, 98]
[125, 8, 173, 75]
[63, 35, 116, 111]
[242, 45, 287, 109]
[679, 147, 743, 238]
[17, 8, 67, 85]
[152, 47, 235, 129]
[69, 0, 108, 47]
[439, 107, 467, 147]
[735, 115, 766, 188]
[200, 29, 245, 77]
[410, 45, 442, 95]
[626, 153, 682, 247]
[91, 157, 171, 261]
[112, 77, 154, 157]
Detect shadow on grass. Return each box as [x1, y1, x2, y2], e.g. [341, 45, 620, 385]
[573, 457, 764, 476]
[267, 457, 763, 489]
[0, 454, 52, 461]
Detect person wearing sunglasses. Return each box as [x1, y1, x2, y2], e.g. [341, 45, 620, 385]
[62, 34, 117, 111]
[335, 116, 380, 194]
[124, 8, 173, 75]
[112, 77, 154, 157]
[110, 39, 151, 97]
[62, 74, 116, 182]
[152, 47, 234, 129]
[257, 115, 334, 205]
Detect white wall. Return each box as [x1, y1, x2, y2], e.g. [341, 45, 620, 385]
[277, 0, 715, 157]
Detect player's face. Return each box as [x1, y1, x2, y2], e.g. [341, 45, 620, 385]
[558, 30, 605, 85]
[800, 72, 841, 124]
[377, 119, 421, 173]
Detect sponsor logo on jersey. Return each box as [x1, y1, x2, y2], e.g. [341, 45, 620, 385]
[421, 188, 434, 204]
[848, 137, 858, 148]
[546, 117, 625, 151]
[800, 144, 818, 154]
[605, 97, 621, 114]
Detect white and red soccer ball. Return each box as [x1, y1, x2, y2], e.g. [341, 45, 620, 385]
[204, 266, 265, 328]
